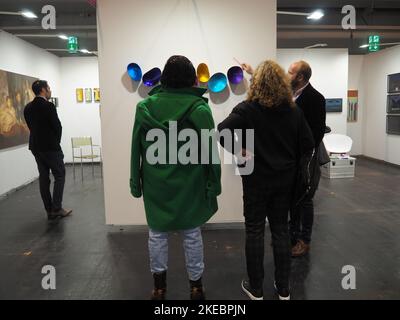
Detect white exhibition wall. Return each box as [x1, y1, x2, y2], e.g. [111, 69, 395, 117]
[362, 45, 400, 165]
[97, 0, 277, 225]
[58, 57, 101, 163]
[347, 55, 365, 155]
[0, 31, 60, 197]
[277, 49, 349, 136]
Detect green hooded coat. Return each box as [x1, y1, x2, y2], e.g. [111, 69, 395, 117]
[130, 86, 221, 232]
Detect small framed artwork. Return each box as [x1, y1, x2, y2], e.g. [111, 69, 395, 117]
[49, 97, 59, 108]
[326, 98, 343, 113]
[76, 88, 83, 102]
[387, 94, 400, 114]
[85, 88, 92, 103]
[388, 73, 400, 94]
[387, 115, 400, 135]
[93, 88, 100, 102]
[347, 90, 358, 122]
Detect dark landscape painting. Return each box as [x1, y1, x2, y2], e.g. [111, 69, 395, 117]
[0, 70, 37, 150]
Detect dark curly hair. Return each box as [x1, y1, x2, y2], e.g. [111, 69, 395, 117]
[160, 55, 196, 89]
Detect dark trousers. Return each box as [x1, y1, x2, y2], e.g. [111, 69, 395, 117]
[33, 151, 66, 212]
[290, 160, 321, 245]
[290, 198, 314, 245]
[243, 180, 292, 290]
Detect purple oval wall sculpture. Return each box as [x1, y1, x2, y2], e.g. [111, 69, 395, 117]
[142, 68, 162, 87]
[227, 66, 244, 85]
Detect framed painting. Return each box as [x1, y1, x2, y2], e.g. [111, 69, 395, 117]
[49, 97, 59, 108]
[347, 90, 358, 122]
[85, 88, 92, 103]
[326, 98, 343, 113]
[0, 69, 37, 150]
[387, 94, 400, 114]
[93, 88, 100, 102]
[387, 115, 400, 135]
[388, 73, 400, 94]
[76, 88, 83, 102]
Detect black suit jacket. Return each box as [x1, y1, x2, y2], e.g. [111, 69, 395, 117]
[24, 97, 62, 152]
[296, 83, 326, 147]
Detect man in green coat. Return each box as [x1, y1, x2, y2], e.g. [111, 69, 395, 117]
[130, 56, 221, 300]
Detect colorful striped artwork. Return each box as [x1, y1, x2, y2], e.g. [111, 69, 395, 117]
[347, 90, 358, 122]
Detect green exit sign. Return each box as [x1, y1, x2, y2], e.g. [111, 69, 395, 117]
[68, 36, 78, 53]
[369, 35, 380, 52]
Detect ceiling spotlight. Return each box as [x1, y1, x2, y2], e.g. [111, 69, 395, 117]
[277, 9, 324, 20]
[305, 43, 328, 49]
[58, 35, 69, 40]
[359, 42, 400, 49]
[79, 49, 91, 54]
[307, 10, 324, 20]
[20, 11, 38, 19]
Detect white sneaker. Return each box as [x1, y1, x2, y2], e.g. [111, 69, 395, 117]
[241, 279, 263, 300]
[274, 281, 291, 300]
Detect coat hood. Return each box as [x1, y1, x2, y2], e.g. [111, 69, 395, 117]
[135, 85, 208, 131]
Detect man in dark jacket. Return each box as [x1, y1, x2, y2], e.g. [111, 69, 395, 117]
[287, 61, 326, 257]
[24, 80, 72, 220]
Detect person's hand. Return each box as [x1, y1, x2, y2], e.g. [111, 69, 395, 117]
[236, 149, 254, 165]
[241, 149, 254, 161]
[241, 63, 254, 75]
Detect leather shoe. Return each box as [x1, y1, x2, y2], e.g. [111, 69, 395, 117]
[48, 208, 72, 220]
[291, 240, 310, 257]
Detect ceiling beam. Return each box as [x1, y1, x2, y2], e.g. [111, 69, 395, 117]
[13, 32, 97, 38]
[278, 25, 400, 30]
[1, 25, 97, 31]
[278, 31, 400, 39]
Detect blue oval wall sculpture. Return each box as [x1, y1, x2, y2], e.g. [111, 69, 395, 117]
[227, 66, 244, 85]
[127, 63, 142, 81]
[208, 73, 228, 93]
[142, 67, 162, 87]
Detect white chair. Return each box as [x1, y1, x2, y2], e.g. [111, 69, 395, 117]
[71, 137, 102, 180]
[323, 134, 353, 155]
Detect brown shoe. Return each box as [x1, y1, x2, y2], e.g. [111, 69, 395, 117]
[151, 288, 166, 300]
[151, 271, 167, 300]
[190, 278, 205, 300]
[190, 286, 205, 300]
[291, 240, 310, 257]
[51, 208, 72, 218]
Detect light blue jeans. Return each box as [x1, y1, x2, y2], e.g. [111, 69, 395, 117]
[148, 227, 204, 281]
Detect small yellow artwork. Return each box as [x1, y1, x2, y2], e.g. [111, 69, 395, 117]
[76, 88, 83, 102]
[94, 88, 100, 102]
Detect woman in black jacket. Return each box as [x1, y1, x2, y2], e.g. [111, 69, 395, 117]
[217, 60, 314, 300]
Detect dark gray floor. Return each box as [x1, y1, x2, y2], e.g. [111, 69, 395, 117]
[0, 158, 399, 300]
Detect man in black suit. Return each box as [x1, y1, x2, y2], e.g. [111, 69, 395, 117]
[287, 61, 326, 257]
[24, 80, 72, 220]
